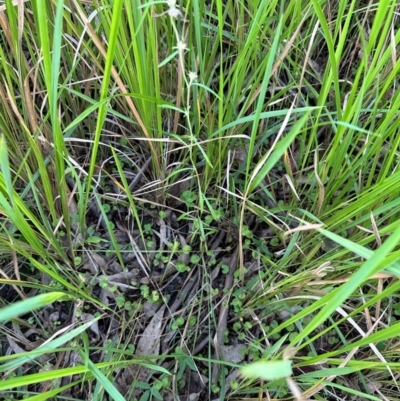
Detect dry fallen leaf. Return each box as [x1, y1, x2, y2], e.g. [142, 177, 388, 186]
[7, 335, 27, 357]
[80, 313, 100, 339]
[143, 300, 161, 319]
[94, 270, 139, 306]
[127, 305, 166, 398]
[226, 369, 241, 390]
[220, 344, 246, 364]
[82, 251, 107, 274]
[135, 304, 165, 357]
[186, 392, 201, 401]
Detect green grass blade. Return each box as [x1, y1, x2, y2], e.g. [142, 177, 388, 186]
[289, 224, 400, 344]
[0, 317, 100, 374]
[79, 351, 127, 401]
[0, 292, 74, 323]
[0, 133, 14, 206]
[84, 0, 124, 223]
[248, 111, 311, 194]
[245, 15, 282, 188]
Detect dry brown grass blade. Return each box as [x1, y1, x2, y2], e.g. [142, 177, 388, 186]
[0, 1, 29, 74]
[0, 80, 19, 135]
[314, 148, 325, 216]
[16, 0, 23, 49]
[0, 3, 44, 139]
[0, 10, 15, 56]
[0, 0, 99, 12]
[0, 271, 26, 300]
[297, 20, 319, 109]
[23, 73, 39, 135]
[3, 80, 30, 133]
[0, 0, 29, 12]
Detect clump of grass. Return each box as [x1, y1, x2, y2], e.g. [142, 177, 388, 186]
[1, 0, 400, 400]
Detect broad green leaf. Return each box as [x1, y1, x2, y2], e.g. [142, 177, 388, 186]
[240, 360, 292, 381]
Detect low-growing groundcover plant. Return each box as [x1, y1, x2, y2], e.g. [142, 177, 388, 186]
[1, 0, 400, 399]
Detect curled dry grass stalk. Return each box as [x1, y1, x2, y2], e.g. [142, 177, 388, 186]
[0, 0, 400, 400]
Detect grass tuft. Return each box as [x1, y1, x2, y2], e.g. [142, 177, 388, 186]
[1, 0, 400, 400]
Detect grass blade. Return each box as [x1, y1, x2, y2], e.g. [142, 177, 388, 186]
[0, 292, 74, 323]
